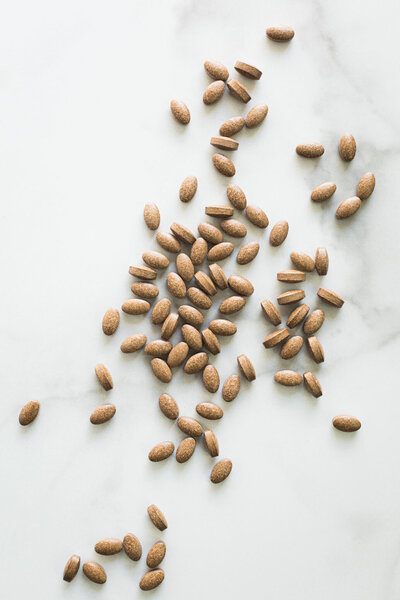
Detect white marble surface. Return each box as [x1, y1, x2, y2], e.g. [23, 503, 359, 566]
[1, 0, 400, 598]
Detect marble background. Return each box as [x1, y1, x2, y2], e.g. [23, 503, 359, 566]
[1, 0, 399, 598]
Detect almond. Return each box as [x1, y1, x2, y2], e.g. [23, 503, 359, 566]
[148, 441, 175, 462]
[205, 205, 234, 218]
[245, 205, 269, 228]
[203, 365, 220, 393]
[237, 241, 260, 265]
[170, 99, 190, 124]
[122, 299, 150, 315]
[123, 534, 142, 561]
[131, 282, 159, 299]
[176, 438, 196, 464]
[63, 555, 80, 582]
[161, 312, 180, 339]
[209, 319, 237, 336]
[227, 184, 247, 210]
[219, 295, 246, 314]
[202, 328, 221, 355]
[184, 352, 208, 374]
[95, 364, 113, 391]
[95, 538, 122, 555]
[212, 153, 236, 177]
[290, 252, 315, 272]
[142, 251, 169, 269]
[90, 404, 116, 424]
[286, 304, 309, 329]
[357, 172, 375, 200]
[220, 218, 247, 237]
[261, 299, 281, 325]
[303, 371, 322, 398]
[204, 429, 219, 457]
[237, 354, 256, 381]
[19, 400, 40, 426]
[296, 143, 324, 158]
[151, 358, 172, 383]
[277, 270, 305, 283]
[270, 220, 289, 246]
[147, 504, 168, 530]
[167, 342, 189, 367]
[307, 336, 324, 364]
[139, 569, 165, 591]
[266, 25, 295, 41]
[82, 562, 106, 584]
[277, 289, 305, 305]
[228, 274, 254, 296]
[234, 60, 262, 79]
[227, 79, 251, 103]
[178, 305, 204, 328]
[121, 333, 147, 353]
[263, 328, 290, 348]
[245, 104, 269, 128]
[158, 393, 179, 420]
[187, 287, 212, 309]
[196, 402, 223, 420]
[209, 263, 228, 289]
[170, 222, 196, 244]
[339, 133, 356, 161]
[207, 242, 234, 261]
[203, 80, 225, 105]
[102, 308, 120, 335]
[167, 272, 186, 298]
[317, 288, 344, 308]
[190, 238, 208, 266]
[210, 459, 232, 483]
[222, 375, 240, 402]
[219, 116, 245, 137]
[151, 298, 171, 324]
[146, 541, 166, 567]
[156, 231, 181, 253]
[195, 271, 217, 295]
[315, 247, 329, 275]
[303, 309, 325, 335]
[332, 415, 361, 432]
[179, 175, 198, 203]
[210, 136, 239, 151]
[144, 203, 160, 230]
[177, 416, 203, 437]
[129, 265, 157, 280]
[204, 59, 229, 81]
[145, 339, 173, 357]
[198, 222, 224, 244]
[181, 324, 203, 351]
[336, 196, 361, 219]
[274, 370, 303, 386]
[280, 336, 304, 359]
[311, 182, 337, 202]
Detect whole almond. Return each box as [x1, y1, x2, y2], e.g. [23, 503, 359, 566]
[198, 222, 223, 244]
[339, 133, 356, 161]
[102, 308, 120, 335]
[245, 104, 269, 128]
[203, 365, 220, 393]
[237, 354, 256, 381]
[82, 562, 106, 584]
[90, 404, 116, 425]
[210, 459, 232, 483]
[203, 80, 225, 105]
[179, 175, 198, 203]
[161, 312, 180, 339]
[311, 182, 337, 202]
[146, 542, 166, 568]
[228, 274, 254, 296]
[266, 25, 295, 41]
[263, 328, 290, 348]
[122, 299, 150, 315]
[221, 219, 247, 238]
[156, 232, 181, 253]
[63, 555, 80, 582]
[131, 282, 159, 299]
[178, 305, 204, 328]
[187, 287, 212, 310]
[184, 352, 208, 374]
[167, 272, 186, 298]
[277, 270, 305, 283]
[181, 324, 203, 351]
[123, 534, 142, 561]
[317, 288, 344, 308]
[19, 400, 40, 426]
[336, 196, 361, 219]
[207, 242, 234, 261]
[144, 203, 160, 230]
[280, 336, 304, 359]
[277, 289, 305, 305]
[290, 252, 315, 272]
[315, 247, 329, 275]
[202, 328, 221, 355]
[219, 296, 246, 314]
[196, 402, 223, 420]
[158, 393, 179, 420]
[237, 241, 260, 265]
[303, 371, 322, 398]
[148, 441, 175, 462]
[210, 136, 239, 151]
[151, 298, 171, 324]
[274, 370, 303, 386]
[220, 116, 245, 137]
[296, 143, 325, 158]
[332, 415, 361, 432]
[261, 299, 281, 325]
[145, 339, 173, 357]
[95, 363, 113, 391]
[167, 342, 189, 367]
[176, 438, 196, 464]
[357, 172, 375, 200]
[95, 538, 122, 555]
[177, 416, 203, 437]
[227, 79, 251, 103]
[176, 253, 194, 281]
[209, 263, 228, 289]
[303, 309, 325, 335]
[204, 430, 219, 457]
[212, 153, 236, 177]
[205, 205, 234, 218]
[191, 238, 208, 266]
[143, 251, 169, 269]
[121, 334, 147, 353]
[222, 375, 240, 402]
[139, 569, 165, 591]
[195, 271, 217, 295]
[245, 205, 269, 228]
[270, 220, 289, 246]
[234, 60, 262, 79]
[129, 265, 157, 280]
[286, 304, 309, 328]
[307, 336, 324, 364]
[227, 184, 247, 210]
[209, 319, 237, 336]
[170, 222, 196, 244]
[204, 59, 229, 81]
[147, 504, 168, 530]
[170, 99, 190, 124]
[151, 359, 172, 383]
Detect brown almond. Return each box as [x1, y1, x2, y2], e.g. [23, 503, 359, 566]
[145, 339, 172, 357]
[311, 182, 337, 202]
[227, 79, 251, 103]
[204, 59, 229, 81]
[90, 404, 116, 425]
[144, 203, 160, 230]
[357, 172, 375, 200]
[190, 238, 208, 266]
[122, 299, 150, 315]
[245, 104, 268, 128]
[129, 265, 157, 280]
[202, 328, 221, 355]
[158, 393, 179, 420]
[120, 333, 147, 353]
[181, 324, 203, 351]
[167, 342, 189, 367]
[263, 328, 290, 348]
[151, 359, 172, 383]
[237, 354, 256, 381]
[139, 569, 164, 591]
[176, 438, 196, 464]
[209, 319, 237, 336]
[187, 287, 212, 309]
[303, 309, 325, 335]
[156, 231, 181, 253]
[207, 242, 234, 262]
[19, 400, 40, 426]
[303, 371, 322, 398]
[210, 136, 239, 151]
[228, 274, 254, 296]
[184, 352, 208, 374]
[170, 99, 190, 124]
[123, 534, 142, 561]
[227, 184, 247, 210]
[270, 220, 289, 246]
[82, 562, 106, 584]
[212, 153, 236, 177]
[245, 205, 269, 228]
[204, 429, 219, 457]
[234, 60, 262, 79]
[219, 295, 246, 314]
[274, 370, 303, 386]
[277, 289, 305, 305]
[167, 272, 186, 298]
[203, 80, 225, 105]
[148, 441, 175, 462]
[95, 538, 122, 555]
[196, 402, 223, 420]
[151, 298, 171, 324]
[205, 205, 234, 218]
[95, 363, 113, 391]
[266, 26, 295, 41]
[195, 271, 217, 296]
[161, 312, 179, 340]
[63, 555, 80, 582]
[317, 288, 344, 308]
[336, 196, 361, 219]
[177, 416, 203, 437]
[222, 375, 240, 402]
[286, 304, 309, 329]
[339, 133, 356, 161]
[280, 336, 304, 359]
[315, 247, 329, 275]
[220, 116, 245, 137]
[176, 253, 195, 281]
[277, 270, 306, 283]
[170, 222, 196, 244]
[307, 336, 324, 364]
[102, 308, 120, 336]
[290, 252, 315, 272]
[332, 415, 361, 432]
[179, 175, 198, 203]
[209, 263, 228, 289]
[198, 222, 224, 244]
[237, 241, 260, 265]
[147, 504, 168, 531]
[203, 365, 220, 393]
[221, 218, 247, 238]
[142, 251, 169, 269]
[178, 305, 204, 328]
[210, 459, 232, 483]
[296, 143, 325, 158]
[131, 282, 159, 299]
[261, 299, 281, 326]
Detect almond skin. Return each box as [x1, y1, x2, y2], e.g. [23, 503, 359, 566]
[204, 430, 219, 457]
[336, 196, 361, 219]
[181, 324, 203, 351]
[219, 116, 245, 137]
[129, 265, 157, 280]
[139, 569, 165, 591]
[82, 562, 107, 584]
[203, 365, 220, 393]
[203, 80, 225, 105]
[156, 232, 181, 253]
[121, 334, 147, 353]
[167, 342, 189, 367]
[280, 336, 304, 359]
[237, 354, 256, 381]
[311, 182, 336, 202]
[245, 104, 268, 128]
[204, 59, 229, 81]
[158, 393, 179, 420]
[270, 220, 289, 246]
[212, 153, 236, 177]
[222, 375, 240, 402]
[307, 336, 324, 364]
[220, 218, 247, 238]
[197, 222, 223, 244]
[151, 298, 171, 324]
[123, 534, 142, 561]
[263, 328, 290, 348]
[161, 312, 180, 339]
[145, 339, 173, 357]
[339, 133, 356, 161]
[210, 459, 232, 483]
[184, 352, 208, 374]
[209, 319, 237, 336]
[315, 247, 329, 276]
[227, 184, 247, 210]
[146, 542, 167, 568]
[245, 205, 269, 228]
[261, 299, 281, 326]
[90, 404, 116, 425]
[234, 60, 262, 80]
[178, 305, 204, 328]
[332, 415, 361, 432]
[19, 400, 40, 426]
[122, 299, 150, 315]
[237, 241, 260, 265]
[187, 287, 212, 309]
[148, 441, 175, 462]
[63, 555, 80, 582]
[147, 504, 168, 530]
[277, 270, 305, 283]
[207, 242, 234, 261]
[227, 79, 251, 103]
[303, 371, 322, 398]
[144, 203, 160, 230]
[179, 175, 198, 203]
[176, 438, 196, 464]
[286, 304, 309, 329]
[95, 538, 123, 555]
[202, 328, 221, 355]
[290, 252, 315, 272]
[205, 205, 234, 218]
[357, 172, 375, 200]
[95, 364, 113, 391]
[142, 251, 169, 269]
[303, 309, 325, 335]
[167, 272, 187, 298]
[274, 370, 303, 386]
[170, 99, 190, 124]
[210, 136, 239, 151]
[277, 289, 305, 305]
[196, 402, 223, 420]
[170, 222, 196, 244]
[317, 288, 344, 308]
[131, 282, 159, 299]
[150, 359, 172, 383]
[219, 296, 246, 314]
[228, 274, 254, 296]
[190, 238, 208, 266]
[195, 271, 217, 295]
[177, 416, 203, 437]
[266, 25, 295, 41]
[209, 263, 228, 289]
[102, 308, 120, 335]
[296, 143, 324, 158]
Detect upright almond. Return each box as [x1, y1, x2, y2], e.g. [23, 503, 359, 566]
[158, 393, 179, 420]
[181, 324, 203, 351]
[237, 354, 256, 381]
[227, 184, 247, 210]
[95, 364, 113, 391]
[19, 400, 40, 426]
[161, 312, 179, 339]
[270, 220, 289, 246]
[150, 359, 172, 383]
[286, 304, 309, 329]
[139, 569, 164, 591]
[204, 430, 219, 457]
[170, 99, 190, 124]
[144, 203, 160, 230]
[179, 176, 198, 203]
[151, 298, 171, 324]
[102, 308, 120, 335]
[167, 342, 189, 367]
[209, 263, 228, 289]
[210, 459, 232, 483]
[123, 534, 142, 561]
[315, 247, 329, 275]
[339, 134, 356, 161]
[147, 504, 168, 530]
[357, 172, 375, 200]
[245, 104, 268, 128]
[237, 241, 260, 265]
[222, 375, 240, 402]
[167, 272, 186, 298]
[336, 196, 361, 219]
[203, 80, 225, 105]
[261, 299, 281, 325]
[303, 309, 325, 335]
[176, 438, 196, 464]
[203, 365, 220, 393]
[212, 153, 236, 177]
[191, 238, 208, 266]
[82, 562, 107, 584]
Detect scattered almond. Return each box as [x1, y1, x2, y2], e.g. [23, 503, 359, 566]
[148, 441, 175, 462]
[203, 365, 220, 393]
[212, 153, 236, 177]
[245, 205, 269, 228]
[179, 175, 198, 203]
[170, 222, 196, 244]
[303, 309, 325, 335]
[121, 333, 147, 353]
[210, 459, 232, 483]
[220, 116, 245, 137]
[205, 205, 234, 218]
[311, 182, 337, 202]
[196, 402, 223, 420]
[266, 26, 295, 41]
[245, 104, 268, 128]
[158, 393, 179, 420]
[277, 289, 305, 305]
[234, 60, 262, 79]
[123, 534, 142, 561]
[315, 247, 329, 275]
[83, 562, 107, 585]
[209, 263, 228, 289]
[274, 370, 303, 386]
[220, 218, 247, 237]
[357, 172, 375, 200]
[277, 270, 305, 283]
[161, 312, 180, 339]
[202, 328, 221, 355]
[198, 221, 224, 243]
[178, 305, 204, 328]
[184, 352, 209, 374]
[227, 79, 251, 103]
[151, 358, 172, 383]
[122, 299, 150, 315]
[222, 375, 240, 402]
[270, 220, 289, 246]
[167, 342, 189, 367]
[167, 272, 187, 298]
[228, 274, 254, 296]
[303, 371, 322, 398]
[142, 251, 169, 269]
[204, 59, 229, 81]
[261, 299, 281, 326]
[209, 319, 237, 336]
[237, 354, 256, 381]
[176, 437, 196, 464]
[207, 242, 234, 262]
[139, 569, 164, 591]
[219, 295, 246, 314]
[210, 136, 239, 151]
[95, 538, 122, 555]
[296, 143, 325, 158]
[280, 336, 304, 359]
[317, 288, 344, 308]
[203, 80, 225, 105]
[307, 336, 324, 364]
[204, 429, 219, 457]
[147, 504, 168, 530]
[332, 415, 361, 432]
[286, 304, 309, 328]
[95, 363, 113, 391]
[339, 133, 356, 162]
[290, 252, 315, 272]
[227, 184, 247, 210]
[237, 241, 260, 265]
[336, 196, 361, 219]
[129, 265, 157, 280]
[177, 416, 203, 437]
[181, 324, 203, 351]
[143, 203, 160, 230]
[151, 298, 171, 324]
[156, 232, 181, 253]
[190, 238, 208, 266]
[170, 99, 190, 124]
[145, 339, 173, 357]
[90, 404, 116, 425]
[187, 286, 212, 309]
[19, 400, 40, 426]
[263, 328, 290, 348]
[131, 282, 159, 299]
[102, 308, 120, 335]
[63, 555, 80, 582]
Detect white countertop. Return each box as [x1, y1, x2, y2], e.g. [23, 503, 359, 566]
[1, 0, 400, 598]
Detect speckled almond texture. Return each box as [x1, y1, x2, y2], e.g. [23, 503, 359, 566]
[204, 429, 219, 457]
[222, 374, 240, 402]
[90, 404, 116, 425]
[270, 220, 289, 246]
[228, 274, 254, 296]
[195, 271, 217, 295]
[357, 172, 375, 200]
[82, 562, 107, 584]
[150, 358, 172, 383]
[179, 175, 198, 203]
[143, 203, 160, 230]
[187, 286, 212, 309]
[261, 299, 282, 325]
[339, 133, 356, 161]
[142, 250, 169, 270]
[290, 252, 315, 272]
[207, 242, 234, 262]
[332, 415, 361, 432]
[303, 371, 323, 398]
[336, 196, 361, 218]
[245, 205, 269, 228]
[198, 222, 224, 244]
[128, 265, 157, 280]
[102, 308, 120, 335]
[317, 288, 344, 308]
[178, 305, 204, 328]
[123, 533, 142, 561]
[148, 441, 175, 462]
[277, 270, 305, 283]
[145, 339, 172, 357]
[167, 341, 189, 367]
[158, 393, 179, 420]
[307, 336, 325, 364]
[95, 538, 122, 555]
[227, 79, 251, 103]
[196, 402, 223, 420]
[296, 143, 325, 158]
[170, 99, 190, 124]
[94, 363, 113, 391]
[181, 324, 203, 351]
[139, 569, 165, 591]
[274, 370, 303, 386]
[190, 238, 208, 266]
[184, 352, 208, 374]
[63, 554, 80, 582]
[151, 298, 171, 325]
[146, 541, 166, 568]
[156, 232, 181, 253]
[203, 80, 225, 105]
[202, 328, 221, 355]
[286, 304, 309, 329]
[170, 222, 196, 244]
[245, 104, 268, 127]
[204, 59, 229, 81]
[237, 241, 260, 265]
[121, 299, 150, 315]
[237, 354, 256, 381]
[209, 263, 228, 289]
[131, 281, 159, 299]
[303, 309, 325, 335]
[177, 416, 203, 437]
[311, 182, 337, 202]
[120, 333, 147, 353]
[219, 295, 246, 314]
[266, 25, 295, 41]
[203, 365, 220, 393]
[176, 437, 196, 463]
[147, 504, 168, 531]
[220, 218, 247, 237]
[161, 312, 179, 339]
[19, 400, 40, 426]
[219, 116, 245, 137]
[280, 336, 304, 359]
[212, 153, 236, 177]
[210, 458, 232, 483]
[227, 184, 247, 210]
[263, 328, 290, 348]
[166, 272, 187, 298]
[209, 319, 237, 336]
